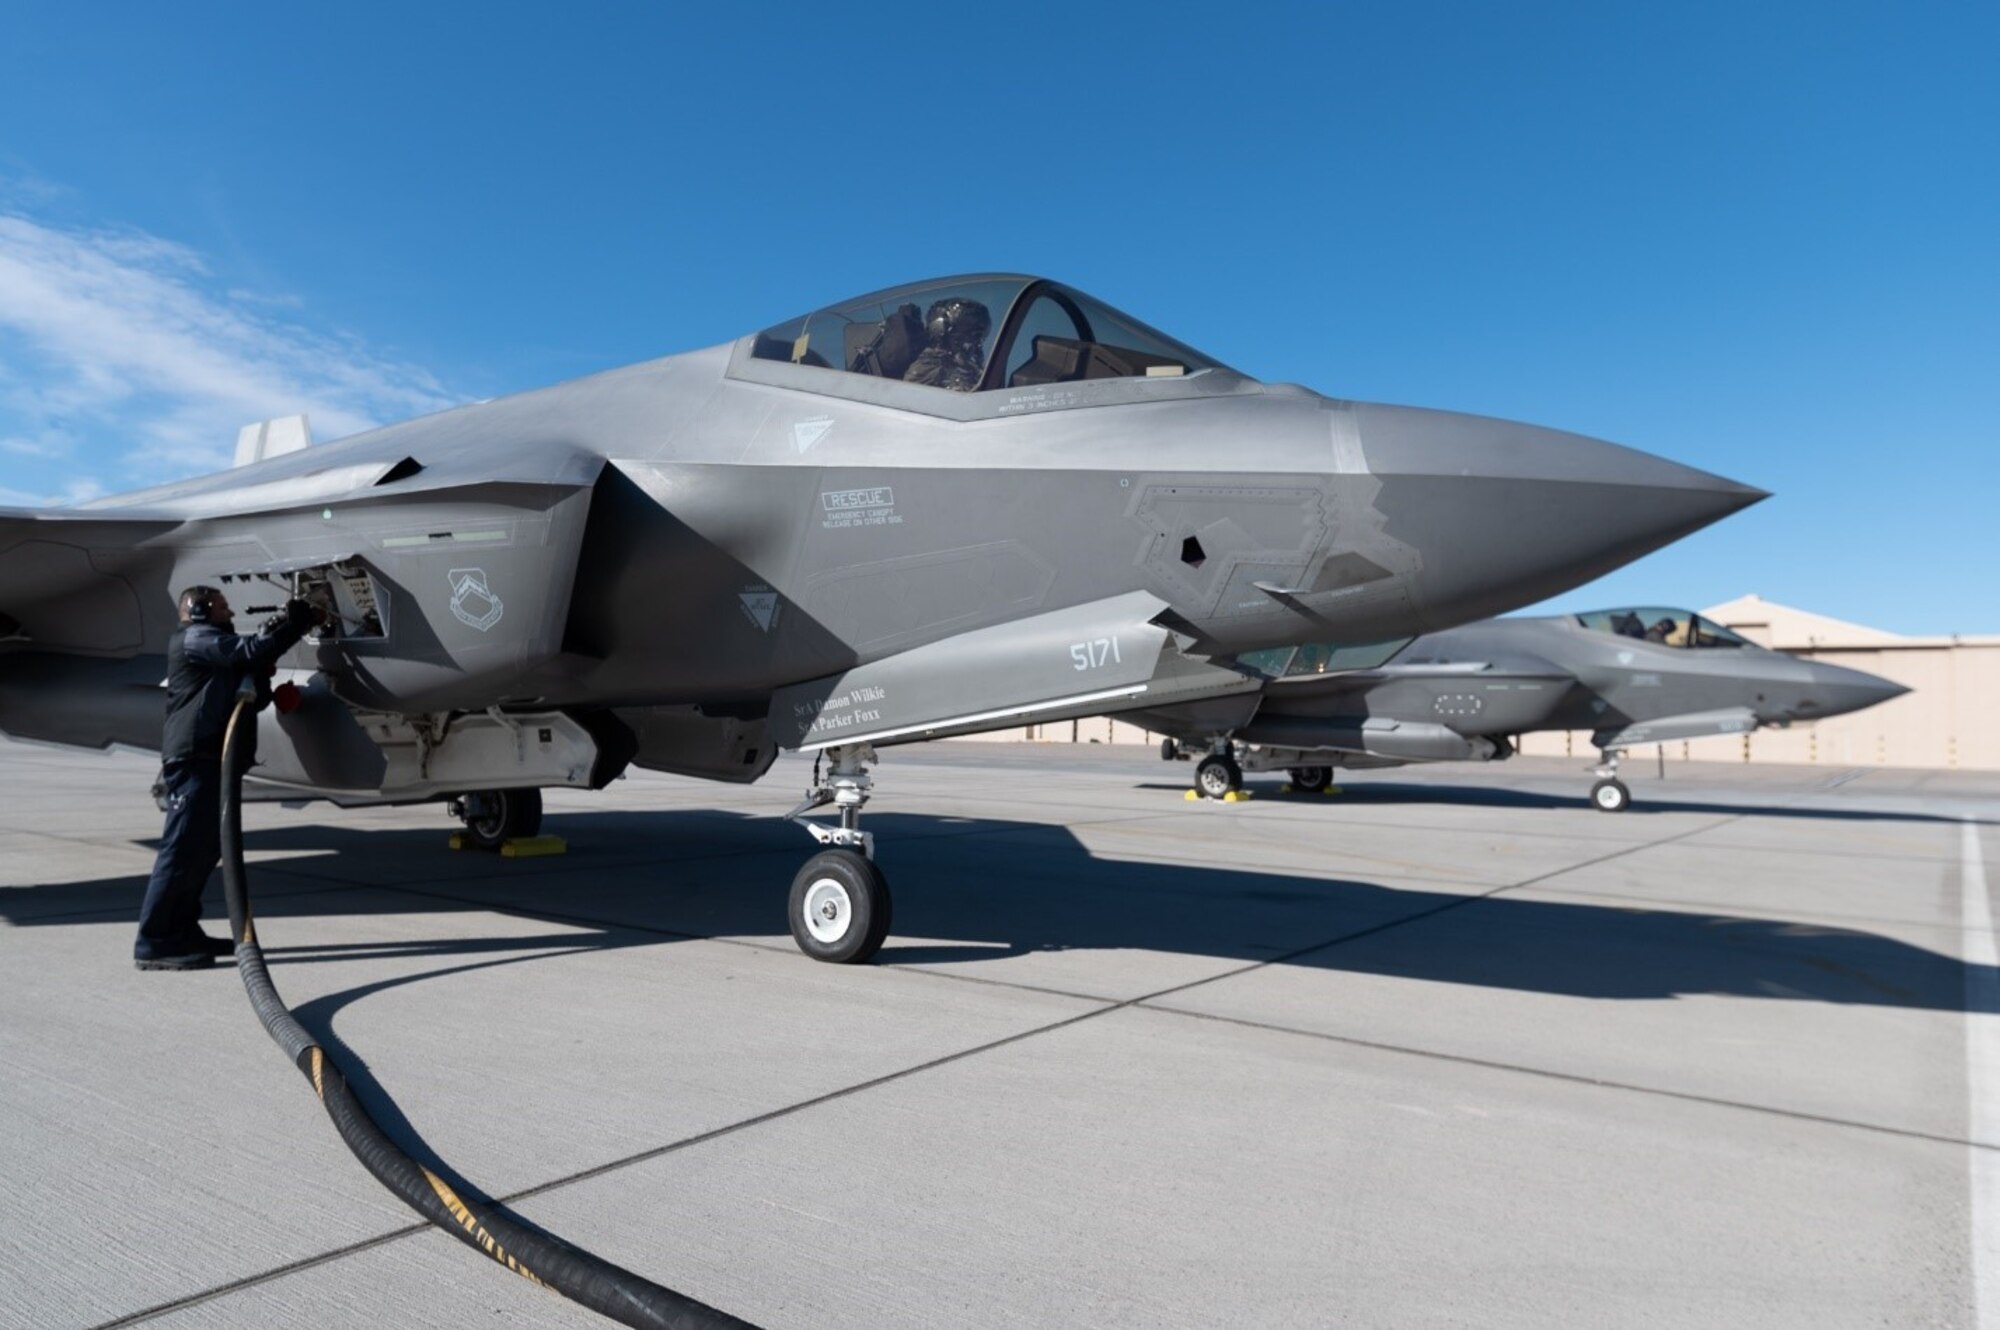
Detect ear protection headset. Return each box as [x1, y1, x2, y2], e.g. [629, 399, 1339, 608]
[179, 585, 222, 624]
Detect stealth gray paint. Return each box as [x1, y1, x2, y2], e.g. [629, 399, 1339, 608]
[0, 274, 1763, 802]
[1133, 613, 1908, 767]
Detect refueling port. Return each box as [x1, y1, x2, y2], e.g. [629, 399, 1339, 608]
[219, 559, 387, 641]
[296, 561, 386, 640]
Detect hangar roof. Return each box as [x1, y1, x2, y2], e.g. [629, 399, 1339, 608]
[1704, 593, 2000, 650]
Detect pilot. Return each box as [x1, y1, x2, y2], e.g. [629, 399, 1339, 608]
[1643, 617, 1676, 644]
[903, 297, 991, 392]
[133, 586, 317, 971]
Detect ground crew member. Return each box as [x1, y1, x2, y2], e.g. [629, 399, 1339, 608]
[133, 585, 316, 971]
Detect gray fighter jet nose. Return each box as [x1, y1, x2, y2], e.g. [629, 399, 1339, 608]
[1352, 403, 1768, 630]
[1785, 661, 1911, 720]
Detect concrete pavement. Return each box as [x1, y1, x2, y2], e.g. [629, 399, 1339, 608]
[0, 738, 1991, 1328]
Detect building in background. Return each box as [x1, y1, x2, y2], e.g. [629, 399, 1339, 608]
[970, 594, 1998, 770]
[1505, 594, 1994, 769]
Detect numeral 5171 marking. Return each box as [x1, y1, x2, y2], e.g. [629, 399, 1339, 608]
[1070, 637, 1122, 670]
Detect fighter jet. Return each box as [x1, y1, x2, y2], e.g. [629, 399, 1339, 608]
[1141, 606, 1906, 811]
[0, 274, 1763, 960]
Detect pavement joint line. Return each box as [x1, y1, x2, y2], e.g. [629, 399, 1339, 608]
[5, 876, 375, 926]
[209, 800, 1219, 938]
[96, 995, 1130, 1328]
[260, 801, 1202, 892]
[95, 818, 1670, 1322]
[1058, 845, 1529, 891]
[344, 875, 1137, 1006]
[1961, 816, 2000, 1330]
[345, 854, 1529, 1011]
[1506, 882, 1971, 938]
[0, 821, 168, 854]
[87, 1222, 435, 1329]
[1106, 811, 1755, 1017]
[1137, 1000, 1991, 1150]
[73, 782, 1896, 1325]
[312, 803, 1761, 1043]
[1640, 840, 1968, 867]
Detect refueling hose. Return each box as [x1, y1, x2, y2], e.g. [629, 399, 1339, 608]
[218, 694, 761, 1329]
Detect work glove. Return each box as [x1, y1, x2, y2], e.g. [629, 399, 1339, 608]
[284, 597, 318, 632]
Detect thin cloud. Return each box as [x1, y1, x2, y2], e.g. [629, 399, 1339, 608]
[0, 207, 458, 502]
[0, 476, 105, 507]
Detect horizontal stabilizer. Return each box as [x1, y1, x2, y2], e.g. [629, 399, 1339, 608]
[771, 591, 1172, 749]
[1593, 707, 1758, 751]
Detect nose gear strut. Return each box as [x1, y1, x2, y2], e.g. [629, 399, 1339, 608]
[1589, 746, 1632, 813]
[783, 743, 892, 964]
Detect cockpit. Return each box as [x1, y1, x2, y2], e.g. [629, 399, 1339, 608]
[1575, 608, 1751, 649]
[748, 276, 1227, 393]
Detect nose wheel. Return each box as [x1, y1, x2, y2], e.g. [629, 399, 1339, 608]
[1590, 778, 1631, 812]
[784, 743, 894, 963]
[1588, 748, 1632, 813]
[788, 849, 892, 964]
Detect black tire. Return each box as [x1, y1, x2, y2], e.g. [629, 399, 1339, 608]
[1194, 754, 1242, 800]
[1290, 766, 1333, 794]
[788, 849, 891, 964]
[1590, 778, 1631, 813]
[459, 787, 543, 850]
[1160, 737, 1179, 762]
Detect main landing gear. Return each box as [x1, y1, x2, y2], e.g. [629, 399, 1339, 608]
[1194, 748, 1243, 800]
[1287, 766, 1334, 794]
[1589, 749, 1631, 813]
[784, 743, 892, 964]
[449, 787, 543, 849]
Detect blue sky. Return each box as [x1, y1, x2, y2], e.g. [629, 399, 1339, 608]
[0, 2, 1992, 632]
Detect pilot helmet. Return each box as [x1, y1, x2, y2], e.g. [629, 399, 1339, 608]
[924, 297, 991, 348]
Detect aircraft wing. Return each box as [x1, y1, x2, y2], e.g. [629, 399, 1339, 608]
[770, 590, 1179, 749]
[0, 506, 183, 655]
[1592, 707, 1758, 751]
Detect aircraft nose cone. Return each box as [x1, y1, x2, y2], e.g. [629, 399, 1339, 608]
[1353, 403, 1767, 630]
[1794, 661, 1911, 719]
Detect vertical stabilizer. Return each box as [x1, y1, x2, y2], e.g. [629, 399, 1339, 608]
[233, 415, 312, 467]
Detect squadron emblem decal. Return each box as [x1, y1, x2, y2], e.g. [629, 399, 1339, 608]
[448, 568, 504, 632]
[739, 584, 780, 633]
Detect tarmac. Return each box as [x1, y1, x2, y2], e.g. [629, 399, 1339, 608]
[1, 735, 1995, 1329]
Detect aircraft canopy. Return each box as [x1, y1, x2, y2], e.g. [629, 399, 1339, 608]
[749, 276, 1227, 393]
[1575, 608, 1750, 649]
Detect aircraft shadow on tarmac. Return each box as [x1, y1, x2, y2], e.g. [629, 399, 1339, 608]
[4, 805, 1989, 1017]
[6, 802, 1990, 1248]
[1142, 779, 1994, 825]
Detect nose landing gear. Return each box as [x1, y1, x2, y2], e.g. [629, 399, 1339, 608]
[784, 743, 892, 964]
[1589, 749, 1631, 813]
